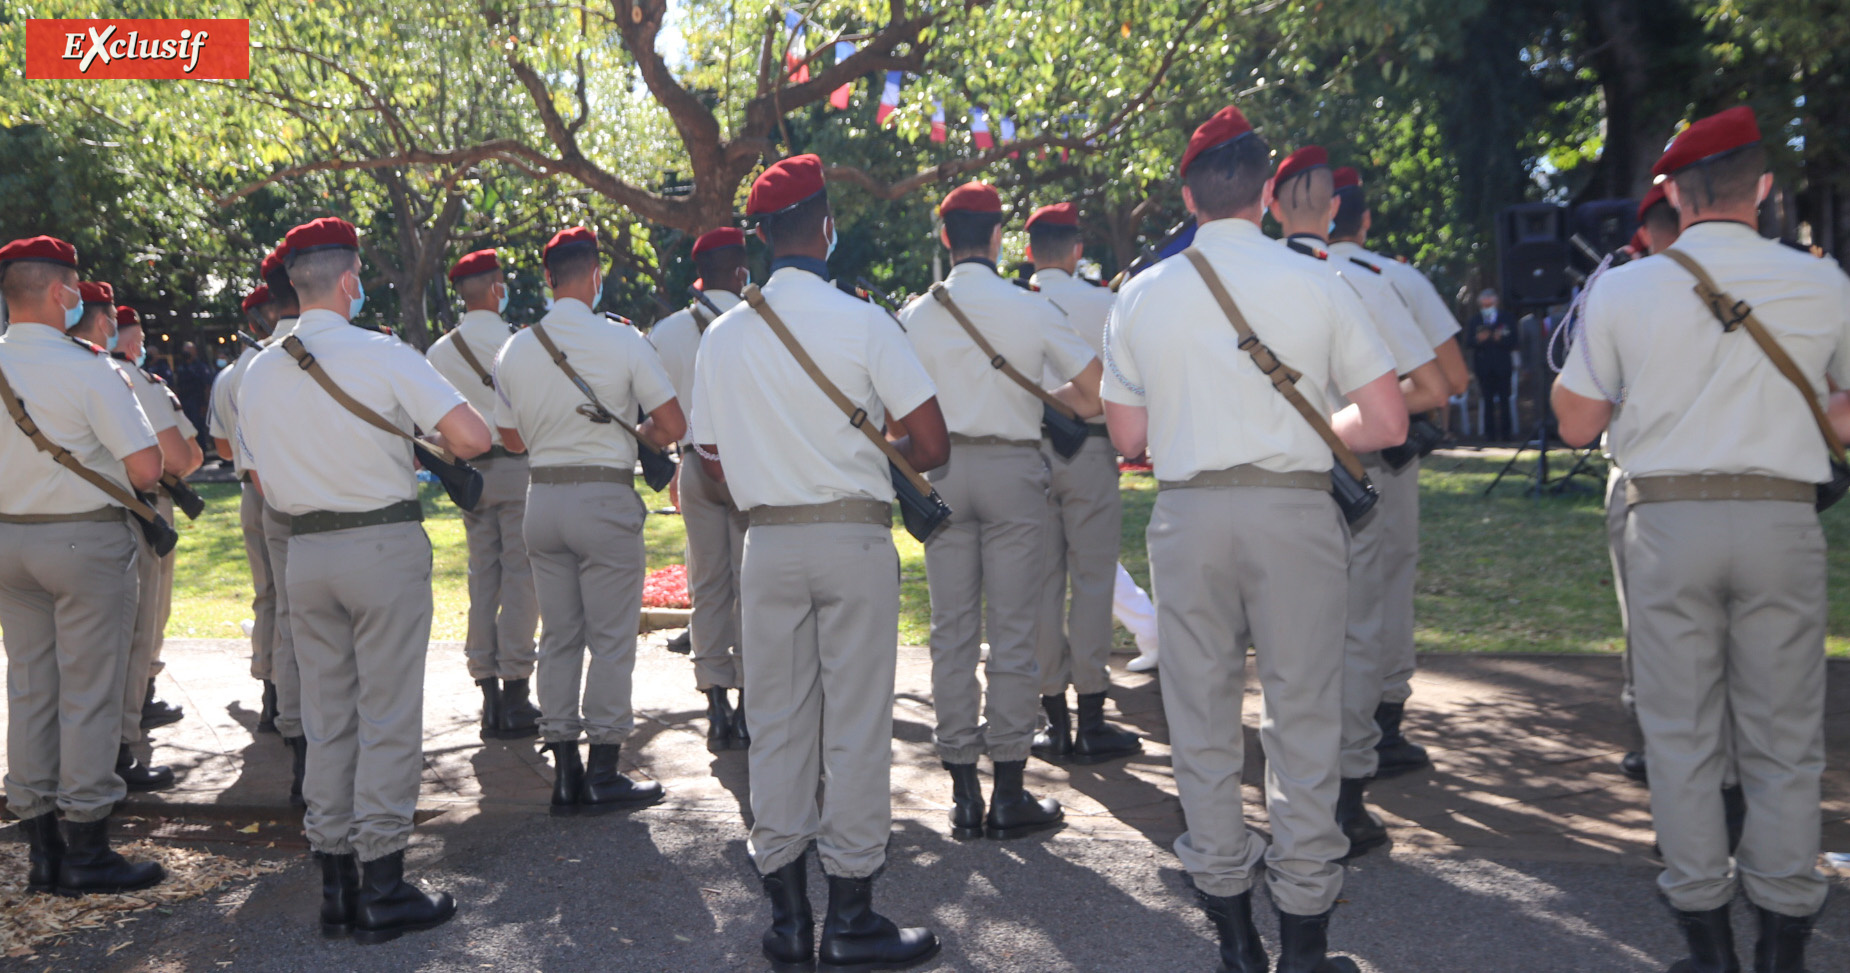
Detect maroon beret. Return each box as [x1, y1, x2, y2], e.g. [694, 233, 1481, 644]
[543, 227, 598, 265]
[116, 306, 139, 328]
[1272, 146, 1329, 192]
[1652, 106, 1761, 178]
[448, 248, 500, 281]
[1626, 228, 1649, 254]
[1024, 202, 1079, 231]
[1637, 182, 1671, 221]
[241, 285, 272, 312]
[1180, 105, 1256, 177]
[939, 181, 1002, 217]
[748, 154, 827, 216]
[78, 281, 114, 305]
[691, 227, 746, 257]
[0, 235, 79, 269]
[282, 217, 360, 263]
[1332, 167, 1362, 191]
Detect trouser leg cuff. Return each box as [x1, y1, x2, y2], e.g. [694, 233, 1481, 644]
[755, 841, 811, 877]
[311, 838, 358, 857]
[935, 743, 986, 765]
[821, 858, 887, 880]
[7, 795, 55, 822]
[987, 741, 1033, 763]
[1190, 873, 1255, 899]
[586, 731, 630, 747]
[356, 835, 412, 864]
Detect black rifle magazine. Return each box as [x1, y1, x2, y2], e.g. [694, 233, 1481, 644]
[1818, 457, 1850, 512]
[163, 478, 207, 520]
[892, 464, 953, 543]
[639, 445, 679, 493]
[1379, 416, 1447, 471]
[131, 494, 180, 556]
[1331, 464, 1380, 527]
[415, 444, 484, 512]
[1041, 403, 1089, 460]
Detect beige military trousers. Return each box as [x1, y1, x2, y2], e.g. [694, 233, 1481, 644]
[1338, 453, 1416, 779]
[120, 493, 176, 746]
[263, 503, 304, 739]
[1148, 485, 1349, 917]
[924, 442, 1050, 764]
[680, 452, 747, 691]
[1375, 455, 1422, 706]
[240, 481, 277, 682]
[1627, 497, 1827, 917]
[288, 520, 433, 862]
[0, 516, 138, 822]
[743, 520, 900, 878]
[461, 453, 539, 681]
[1035, 433, 1123, 697]
[525, 480, 647, 745]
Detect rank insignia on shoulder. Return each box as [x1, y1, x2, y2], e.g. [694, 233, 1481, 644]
[1348, 257, 1382, 274]
[69, 336, 104, 355]
[1285, 240, 1328, 261]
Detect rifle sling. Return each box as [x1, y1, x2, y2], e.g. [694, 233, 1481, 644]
[450, 335, 496, 388]
[690, 304, 715, 334]
[740, 284, 936, 497]
[1660, 248, 1847, 466]
[1180, 247, 1370, 482]
[279, 335, 459, 465]
[0, 361, 160, 521]
[525, 321, 662, 453]
[926, 283, 1080, 422]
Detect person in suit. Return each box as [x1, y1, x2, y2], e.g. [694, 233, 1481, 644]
[1466, 289, 1516, 442]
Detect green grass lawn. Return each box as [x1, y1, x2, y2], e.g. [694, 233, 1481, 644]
[168, 453, 1850, 655]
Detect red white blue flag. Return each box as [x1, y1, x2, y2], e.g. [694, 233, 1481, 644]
[828, 41, 855, 109]
[930, 100, 946, 142]
[876, 70, 901, 125]
[971, 107, 994, 150]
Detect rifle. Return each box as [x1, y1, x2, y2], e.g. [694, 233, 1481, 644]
[235, 330, 265, 351]
[854, 277, 912, 331]
[688, 286, 724, 317]
[1110, 216, 1198, 292]
[530, 321, 678, 492]
[160, 472, 206, 520]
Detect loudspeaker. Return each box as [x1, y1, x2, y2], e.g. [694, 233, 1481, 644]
[1570, 199, 1639, 272]
[1497, 203, 1571, 307]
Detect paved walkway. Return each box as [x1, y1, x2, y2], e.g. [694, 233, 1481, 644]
[2, 638, 1846, 971]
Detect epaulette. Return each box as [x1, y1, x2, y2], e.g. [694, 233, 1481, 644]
[1010, 277, 1033, 291]
[69, 336, 104, 355]
[1347, 257, 1383, 274]
[1285, 240, 1328, 261]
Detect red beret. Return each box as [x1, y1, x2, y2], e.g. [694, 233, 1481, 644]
[282, 217, 360, 262]
[0, 235, 78, 269]
[116, 306, 139, 328]
[78, 281, 114, 305]
[448, 248, 500, 281]
[1180, 105, 1256, 177]
[241, 285, 272, 312]
[1332, 166, 1362, 191]
[1652, 106, 1761, 179]
[691, 227, 746, 257]
[543, 227, 598, 265]
[259, 245, 285, 282]
[1271, 146, 1329, 192]
[747, 154, 827, 216]
[1637, 182, 1671, 221]
[939, 181, 1002, 217]
[1024, 202, 1079, 231]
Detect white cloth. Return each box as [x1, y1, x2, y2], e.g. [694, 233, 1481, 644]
[0, 323, 157, 515]
[427, 310, 518, 449]
[1113, 562, 1159, 667]
[650, 291, 742, 445]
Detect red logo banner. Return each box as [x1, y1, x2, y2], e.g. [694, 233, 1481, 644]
[24, 19, 251, 80]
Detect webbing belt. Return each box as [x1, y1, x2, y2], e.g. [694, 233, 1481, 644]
[1158, 465, 1331, 493]
[747, 498, 891, 527]
[0, 507, 124, 525]
[1625, 474, 1813, 506]
[529, 465, 632, 485]
[290, 499, 423, 536]
[949, 433, 1039, 449]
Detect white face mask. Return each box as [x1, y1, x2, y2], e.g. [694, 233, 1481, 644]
[824, 219, 838, 260]
[497, 283, 510, 315]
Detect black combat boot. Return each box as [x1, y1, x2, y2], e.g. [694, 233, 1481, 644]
[116, 743, 175, 792]
[19, 812, 65, 895]
[1071, 692, 1142, 765]
[499, 678, 541, 738]
[1621, 750, 1649, 783]
[580, 744, 665, 813]
[705, 686, 736, 752]
[1196, 889, 1268, 973]
[1276, 907, 1360, 973]
[351, 850, 457, 945]
[1752, 905, 1814, 973]
[54, 817, 165, 896]
[1371, 701, 1429, 777]
[256, 679, 279, 734]
[760, 855, 815, 972]
[285, 735, 308, 808]
[1723, 784, 1746, 855]
[140, 678, 184, 730]
[1030, 695, 1072, 763]
[731, 689, 751, 750]
[816, 874, 940, 972]
[943, 762, 985, 840]
[545, 741, 584, 817]
[1335, 777, 1388, 862]
[476, 678, 504, 740]
[984, 760, 1063, 840]
[1668, 903, 1740, 973]
[316, 851, 360, 938]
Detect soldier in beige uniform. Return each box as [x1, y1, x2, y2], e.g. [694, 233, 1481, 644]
[693, 154, 945, 972]
[427, 249, 541, 741]
[1554, 107, 1843, 972]
[1266, 146, 1450, 861]
[0, 235, 167, 897]
[1104, 108, 1407, 973]
[238, 217, 486, 943]
[651, 227, 751, 751]
[1019, 201, 1142, 767]
[493, 226, 682, 816]
[900, 181, 1103, 842]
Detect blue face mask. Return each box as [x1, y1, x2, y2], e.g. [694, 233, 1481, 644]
[497, 284, 510, 315]
[105, 330, 118, 352]
[347, 276, 366, 319]
[61, 285, 82, 329]
[825, 220, 838, 261]
[134, 347, 147, 367]
[590, 272, 604, 312]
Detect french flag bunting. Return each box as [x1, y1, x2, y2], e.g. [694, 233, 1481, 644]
[828, 41, 855, 109]
[930, 100, 947, 142]
[999, 116, 1018, 159]
[876, 71, 902, 125]
[784, 11, 808, 84]
[971, 107, 994, 150]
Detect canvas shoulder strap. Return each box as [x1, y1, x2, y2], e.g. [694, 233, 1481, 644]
[926, 283, 1080, 421]
[0, 360, 159, 519]
[741, 284, 935, 496]
[1180, 247, 1370, 481]
[449, 334, 495, 388]
[690, 304, 715, 334]
[280, 335, 459, 464]
[526, 321, 654, 448]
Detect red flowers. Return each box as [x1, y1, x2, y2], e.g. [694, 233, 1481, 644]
[642, 564, 692, 609]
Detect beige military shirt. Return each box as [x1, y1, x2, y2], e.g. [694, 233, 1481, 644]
[900, 261, 1094, 440]
[1560, 221, 1850, 482]
[651, 290, 742, 445]
[493, 297, 677, 471]
[0, 322, 158, 515]
[119, 358, 195, 440]
[237, 309, 467, 516]
[1102, 218, 1396, 481]
[427, 310, 517, 449]
[1031, 268, 1117, 425]
[1333, 242, 1462, 349]
[1286, 235, 1434, 381]
[690, 265, 936, 509]
[208, 344, 262, 473]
